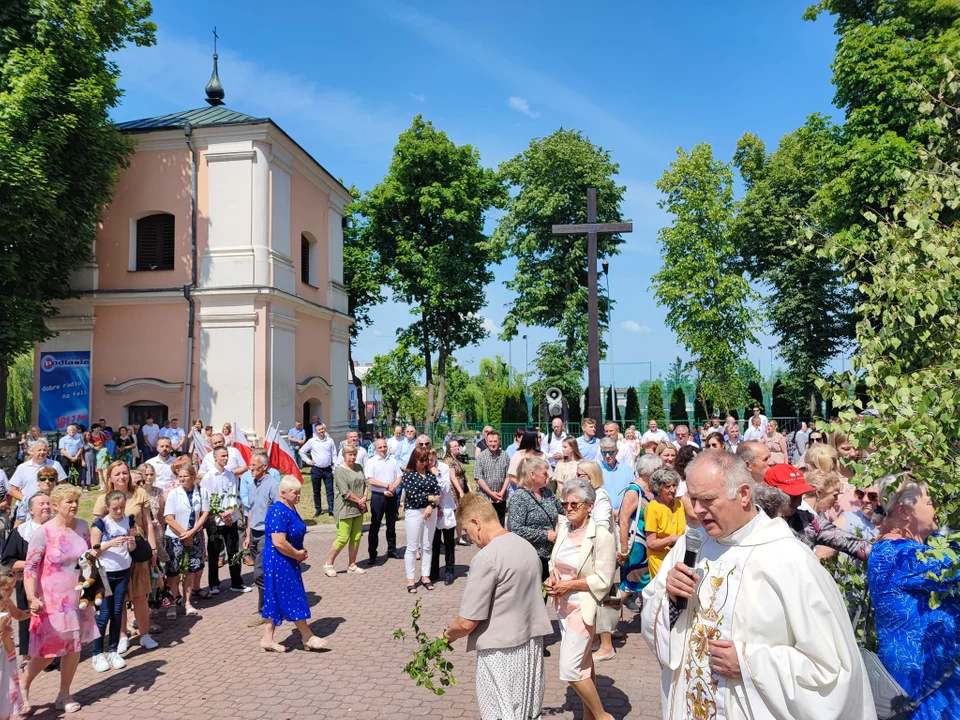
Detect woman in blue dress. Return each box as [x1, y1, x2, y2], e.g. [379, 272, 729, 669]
[868, 476, 960, 720]
[259, 476, 328, 653]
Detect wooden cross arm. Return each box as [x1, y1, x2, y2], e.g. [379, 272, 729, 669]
[551, 222, 633, 234]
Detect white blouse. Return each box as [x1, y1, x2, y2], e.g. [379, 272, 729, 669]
[163, 485, 210, 538]
[435, 461, 457, 530]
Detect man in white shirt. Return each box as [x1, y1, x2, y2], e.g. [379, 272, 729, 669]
[10, 438, 66, 517]
[200, 446, 249, 594]
[299, 423, 337, 517]
[57, 424, 84, 479]
[365, 438, 402, 565]
[673, 424, 700, 449]
[146, 437, 177, 491]
[540, 418, 567, 468]
[386, 426, 403, 458]
[743, 415, 765, 442]
[641, 419, 669, 446]
[750, 404, 769, 435]
[141, 415, 160, 460]
[198, 433, 247, 478]
[167, 417, 186, 456]
[335, 430, 368, 470]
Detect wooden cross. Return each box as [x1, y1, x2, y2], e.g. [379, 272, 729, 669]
[552, 188, 633, 422]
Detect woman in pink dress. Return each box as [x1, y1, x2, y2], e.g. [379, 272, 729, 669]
[21, 484, 98, 714]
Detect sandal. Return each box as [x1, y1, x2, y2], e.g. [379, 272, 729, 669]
[185, 605, 199, 616]
[165, 606, 177, 620]
[302, 636, 328, 652]
[55, 696, 81, 713]
[20, 689, 31, 716]
[194, 589, 211, 599]
[406, 584, 418, 594]
[422, 579, 435, 591]
[260, 642, 287, 653]
[323, 564, 337, 577]
[593, 650, 616, 662]
[346, 564, 365, 574]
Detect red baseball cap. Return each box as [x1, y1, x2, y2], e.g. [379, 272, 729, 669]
[764, 464, 815, 496]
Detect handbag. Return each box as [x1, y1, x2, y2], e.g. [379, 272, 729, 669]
[128, 514, 153, 564]
[853, 587, 959, 719]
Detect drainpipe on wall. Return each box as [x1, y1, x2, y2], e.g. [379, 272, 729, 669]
[183, 122, 199, 425]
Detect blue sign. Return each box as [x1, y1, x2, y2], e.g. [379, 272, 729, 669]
[38, 351, 91, 432]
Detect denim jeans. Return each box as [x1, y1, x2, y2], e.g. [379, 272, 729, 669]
[310, 466, 334, 515]
[94, 569, 130, 655]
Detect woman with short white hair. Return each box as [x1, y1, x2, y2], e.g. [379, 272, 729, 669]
[617, 454, 659, 611]
[260, 477, 327, 653]
[546, 478, 616, 720]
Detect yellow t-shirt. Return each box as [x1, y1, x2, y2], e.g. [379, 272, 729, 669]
[645, 498, 686, 578]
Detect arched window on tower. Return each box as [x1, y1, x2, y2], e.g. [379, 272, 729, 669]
[135, 213, 175, 271]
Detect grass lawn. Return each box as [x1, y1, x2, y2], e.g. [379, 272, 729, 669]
[72, 459, 476, 526]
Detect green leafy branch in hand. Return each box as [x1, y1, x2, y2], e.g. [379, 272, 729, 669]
[393, 598, 457, 695]
[919, 535, 960, 610]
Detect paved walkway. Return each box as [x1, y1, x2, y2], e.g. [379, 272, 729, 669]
[25, 522, 663, 719]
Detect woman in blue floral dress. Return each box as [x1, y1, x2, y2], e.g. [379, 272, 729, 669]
[868, 478, 960, 720]
[259, 477, 328, 653]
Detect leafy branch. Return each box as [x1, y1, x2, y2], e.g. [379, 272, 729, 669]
[393, 598, 457, 695]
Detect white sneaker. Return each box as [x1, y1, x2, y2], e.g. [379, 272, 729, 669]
[229, 586, 252, 593]
[139, 634, 158, 650]
[92, 654, 110, 673]
[209, 586, 220, 596]
[117, 634, 129, 655]
[108, 652, 126, 670]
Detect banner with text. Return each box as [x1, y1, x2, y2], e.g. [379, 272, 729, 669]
[38, 351, 91, 432]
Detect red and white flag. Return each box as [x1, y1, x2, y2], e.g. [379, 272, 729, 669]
[265, 423, 303, 483]
[233, 421, 253, 466]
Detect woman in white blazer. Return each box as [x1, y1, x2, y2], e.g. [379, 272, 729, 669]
[546, 478, 617, 720]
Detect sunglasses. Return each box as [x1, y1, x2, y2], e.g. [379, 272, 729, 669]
[417, 442, 431, 447]
[855, 491, 879, 501]
[810, 436, 825, 443]
[561, 501, 584, 510]
[600, 450, 616, 456]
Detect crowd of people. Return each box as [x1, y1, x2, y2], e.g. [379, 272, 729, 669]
[0, 408, 955, 719]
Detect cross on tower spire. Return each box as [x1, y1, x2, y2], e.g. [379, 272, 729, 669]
[205, 26, 225, 107]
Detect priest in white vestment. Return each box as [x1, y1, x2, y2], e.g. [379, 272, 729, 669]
[641, 449, 874, 720]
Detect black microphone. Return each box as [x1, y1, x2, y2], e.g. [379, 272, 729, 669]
[674, 528, 705, 611]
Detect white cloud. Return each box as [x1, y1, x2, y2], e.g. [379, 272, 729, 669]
[373, 329, 383, 337]
[409, 92, 426, 102]
[482, 317, 501, 334]
[508, 96, 539, 118]
[620, 320, 651, 333]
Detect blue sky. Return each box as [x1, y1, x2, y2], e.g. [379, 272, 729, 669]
[112, 0, 841, 385]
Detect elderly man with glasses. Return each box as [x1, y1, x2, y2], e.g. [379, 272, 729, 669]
[598, 438, 636, 512]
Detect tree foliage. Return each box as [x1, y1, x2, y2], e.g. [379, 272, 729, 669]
[646, 382, 665, 425]
[651, 144, 758, 416]
[733, 120, 855, 412]
[494, 129, 626, 373]
[625, 387, 640, 423]
[605, 386, 615, 424]
[358, 115, 506, 428]
[365, 345, 423, 425]
[0, 0, 156, 431]
[5, 352, 32, 431]
[817, 63, 960, 527]
[670, 386, 688, 424]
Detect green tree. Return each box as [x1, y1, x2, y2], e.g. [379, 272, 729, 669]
[665, 356, 692, 397]
[5, 352, 32, 431]
[625, 387, 640, 423]
[817, 63, 960, 528]
[646, 382, 665, 425]
[733, 121, 855, 414]
[494, 129, 627, 374]
[342, 184, 386, 435]
[670, 386, 688, 424]
[694, 381, 714, 423]
[359, 115, 506, 431]
[605, 386, 615, 424]
[0, 0, 156, 432]
[365, 345, 424, 425]
[651, 144, 758, 416]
